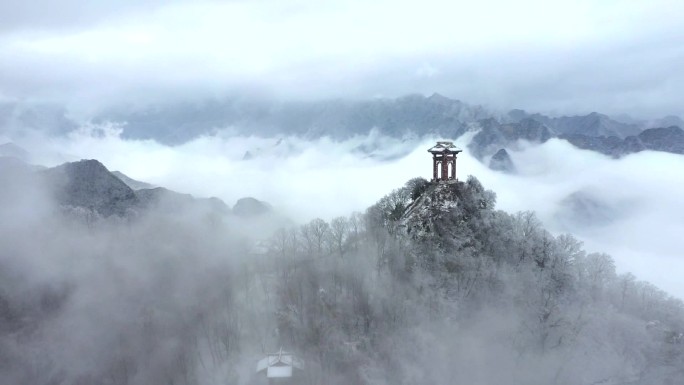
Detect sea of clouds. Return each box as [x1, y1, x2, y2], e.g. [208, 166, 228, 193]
[8, 126, 684, 299]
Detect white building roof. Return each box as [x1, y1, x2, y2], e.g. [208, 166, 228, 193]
[255, 348, 304, 378]
[428, 141, 462, 154]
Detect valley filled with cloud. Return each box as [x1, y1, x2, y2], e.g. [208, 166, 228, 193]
[2, 0, 684, 383]
[8, 125, 683, 299]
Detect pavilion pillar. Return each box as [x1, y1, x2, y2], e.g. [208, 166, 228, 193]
[451, 157, 457, 180]
[433, 156, 438, 181]
[441, 157, 449, 181]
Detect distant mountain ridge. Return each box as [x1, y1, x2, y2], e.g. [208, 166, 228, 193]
[508, 110, 643, 138]
[97, 93, 490, 144]
[560, 126, 684, 158]
[95, 94, 684, 159]
[2, 95, 683, 160]
[467, 117, 552, 159]
[0, 157, 271, 221]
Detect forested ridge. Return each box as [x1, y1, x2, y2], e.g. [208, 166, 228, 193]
[264, 177, 684, 384]
[0, 172, 682, 384]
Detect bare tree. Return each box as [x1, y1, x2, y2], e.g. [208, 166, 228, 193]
[301, 218, 330, 258]
[329, 216, 350, 258]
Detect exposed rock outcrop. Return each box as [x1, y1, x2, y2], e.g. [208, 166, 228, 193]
[489, 148, 516, 173]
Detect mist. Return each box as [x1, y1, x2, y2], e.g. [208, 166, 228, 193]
[0, 170, 251, 383]
[9, 125, 684, 301]
[2, 122, 684, 384]
[2, 1, 684, 382]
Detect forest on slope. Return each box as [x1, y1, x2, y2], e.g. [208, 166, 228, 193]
[0, 164, 682, 384]
[263, 177, 684, 384]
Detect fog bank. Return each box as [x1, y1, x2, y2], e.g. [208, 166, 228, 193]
[10, 127, 684, 298]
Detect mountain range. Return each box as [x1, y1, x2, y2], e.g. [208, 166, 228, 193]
[1, 94, 683, 167]
[0, 153, 272, 221]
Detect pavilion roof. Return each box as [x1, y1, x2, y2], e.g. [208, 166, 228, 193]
[428, 141, 462, 154]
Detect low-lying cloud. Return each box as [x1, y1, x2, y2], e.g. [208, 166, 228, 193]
[12, 126, 684, 299]
[476, 139, 684, 300]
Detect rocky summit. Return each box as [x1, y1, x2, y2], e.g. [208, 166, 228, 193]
[41, 159, 140, 217]
[488, 148, 516, 173]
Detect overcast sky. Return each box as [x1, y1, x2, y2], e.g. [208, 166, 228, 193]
[1, 0, 683, 117]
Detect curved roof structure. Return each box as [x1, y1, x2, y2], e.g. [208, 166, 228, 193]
[427, 141, 462, 154]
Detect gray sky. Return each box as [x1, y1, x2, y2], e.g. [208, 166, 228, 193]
[1, 0, 683, 117]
